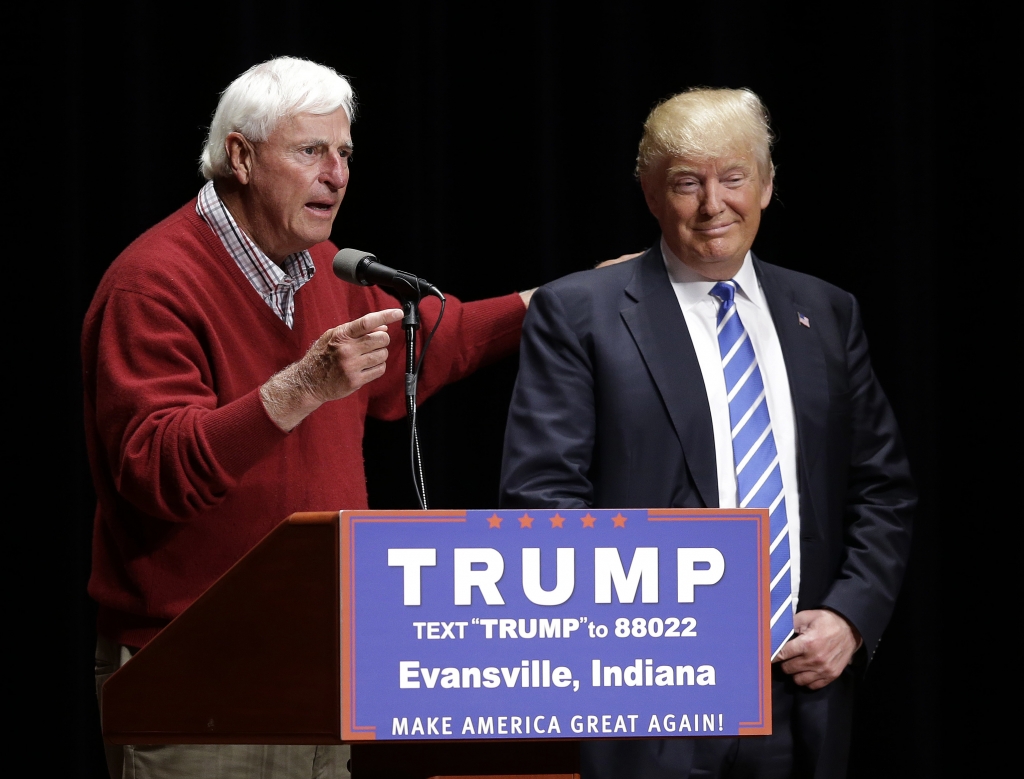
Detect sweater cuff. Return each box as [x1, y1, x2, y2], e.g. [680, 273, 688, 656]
[198, 388, 290, 479]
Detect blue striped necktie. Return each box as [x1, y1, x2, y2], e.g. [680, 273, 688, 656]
[710, 280, 795, 659]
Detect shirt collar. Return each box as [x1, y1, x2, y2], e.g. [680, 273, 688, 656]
[195, 181, 316, 328]
[660, 236, 764, 311]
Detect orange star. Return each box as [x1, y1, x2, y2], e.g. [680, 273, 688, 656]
[550, 513, 566, 528]
[487, 513, 502, 529]
[612, 513, 628, 528]
[581, 513, 597, 528]
[518, 513, 535, 528]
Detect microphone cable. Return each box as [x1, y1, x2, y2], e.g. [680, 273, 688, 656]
[407, 290, 445, 510]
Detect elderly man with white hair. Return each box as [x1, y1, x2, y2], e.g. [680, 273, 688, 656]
[84, 56, 530, 778]
[500, 88, 916, 778]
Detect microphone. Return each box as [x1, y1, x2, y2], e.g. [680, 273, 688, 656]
[334, 248, 444, 510]
[333, 248, 442, 300]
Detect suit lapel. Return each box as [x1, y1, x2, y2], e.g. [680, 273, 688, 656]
[621, 248, 719, 508]
[755, 258, 829, 539]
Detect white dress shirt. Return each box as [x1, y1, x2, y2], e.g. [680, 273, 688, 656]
[661, 238, 801, 608]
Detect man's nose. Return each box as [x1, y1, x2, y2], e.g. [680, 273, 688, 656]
[320, 152, 349, 190]
[700, 180, 724, 215]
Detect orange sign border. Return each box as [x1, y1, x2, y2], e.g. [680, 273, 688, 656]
[339, 508, 771, 741]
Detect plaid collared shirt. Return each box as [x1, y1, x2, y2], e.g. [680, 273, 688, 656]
[196, 180, 316, 329]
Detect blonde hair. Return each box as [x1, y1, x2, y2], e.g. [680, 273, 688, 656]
[636, 87, 775, 184]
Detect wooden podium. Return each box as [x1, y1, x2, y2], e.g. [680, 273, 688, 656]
[101, 512, 580, 778]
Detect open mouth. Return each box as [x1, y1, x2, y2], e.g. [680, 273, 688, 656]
[306, 202, 333, 212]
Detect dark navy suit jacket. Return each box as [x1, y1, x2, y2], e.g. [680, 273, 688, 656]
[499, 246, 916, 777]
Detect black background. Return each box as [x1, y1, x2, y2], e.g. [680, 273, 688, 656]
[26, 0, 1010, 775]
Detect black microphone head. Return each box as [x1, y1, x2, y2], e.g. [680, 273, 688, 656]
[333, 248, 377, 285]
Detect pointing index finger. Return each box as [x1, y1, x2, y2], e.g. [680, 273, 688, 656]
[345, 308, 404, 337]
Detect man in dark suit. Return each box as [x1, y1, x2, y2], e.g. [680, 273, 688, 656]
[499, 88, 915, 778]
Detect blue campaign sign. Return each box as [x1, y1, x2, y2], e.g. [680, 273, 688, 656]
[340, 508, 770, 742]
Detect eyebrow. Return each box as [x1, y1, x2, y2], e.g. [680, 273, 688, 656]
[667, 164, 701, 177]
[300, 138, 354, 151]
[666, 161, 751, 177]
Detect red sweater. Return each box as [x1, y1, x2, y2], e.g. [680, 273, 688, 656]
[82, 202, 526, 648]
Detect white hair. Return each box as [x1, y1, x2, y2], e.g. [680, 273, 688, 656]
[200, 56, 355, 180]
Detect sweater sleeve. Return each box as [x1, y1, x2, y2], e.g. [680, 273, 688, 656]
[366, 290, 526, 421]
[88, 287, 289, 522]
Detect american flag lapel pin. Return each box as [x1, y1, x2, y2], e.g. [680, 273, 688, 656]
[798, 312, 810, 328]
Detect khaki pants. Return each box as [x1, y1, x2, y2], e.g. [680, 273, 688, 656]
[95, 637, 351, 779]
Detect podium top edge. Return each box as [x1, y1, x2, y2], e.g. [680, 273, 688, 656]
[286, 511, 339, 525]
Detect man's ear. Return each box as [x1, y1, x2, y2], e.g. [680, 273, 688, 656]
[225, 132, 255, 185]
[760, 177, 774, 210]
[640, 174, 662, 218]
